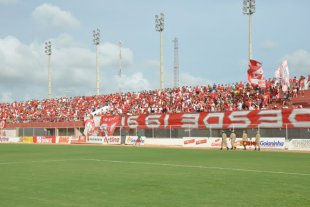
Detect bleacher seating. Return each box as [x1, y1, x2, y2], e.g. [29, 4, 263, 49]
[0, 76, 309, 124]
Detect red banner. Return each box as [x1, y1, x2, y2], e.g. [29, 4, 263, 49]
[33, 136, 56, 144]
[114, 109, 310, 130]
[99, 116, 120, 136]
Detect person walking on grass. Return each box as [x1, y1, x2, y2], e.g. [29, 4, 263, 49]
[220, 130, 229, 150]
[230, 130, 237, 150]
[242, 130, 248, 150]
[135, 135, 142, 147]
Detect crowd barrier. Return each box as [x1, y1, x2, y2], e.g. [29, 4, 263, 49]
[1, 135, 310, 151]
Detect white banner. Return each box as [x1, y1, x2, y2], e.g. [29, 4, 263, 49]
[88, 136, 121, 145]
[259, 137, 285, 149]
[288, 139, 310, 151]
[0, 136, 21, 143]
[182, 137, 285, 149]
[125, 136, 146, 145]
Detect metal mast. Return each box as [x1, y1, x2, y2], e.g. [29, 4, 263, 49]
[118, 41, 122, 93]
[155, 13, 165, 90]
[44, 41, 52, 99]
[243, 0, 256, 61]
[173, 37, 179, 88]
[93, 28, 100, 95]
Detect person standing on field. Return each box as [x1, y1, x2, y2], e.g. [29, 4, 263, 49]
[220, 130, 228, 150]
[230, 130, 237, 150]
[135, 135, 142, 147]
[242, 130, 248, 150]
[254, 130, 261, 151]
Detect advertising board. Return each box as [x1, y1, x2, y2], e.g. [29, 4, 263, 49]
[125, 136, 146, 145]
[33, 136, 56, 144]
[0, 136, 20, 143]
[88, 136, 121, 145]
[288, 139, 310, 151]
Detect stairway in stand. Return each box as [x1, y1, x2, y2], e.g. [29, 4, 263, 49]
[292, 89, 310, 107]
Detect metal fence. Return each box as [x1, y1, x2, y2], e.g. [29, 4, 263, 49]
[17, 125, 310, 139]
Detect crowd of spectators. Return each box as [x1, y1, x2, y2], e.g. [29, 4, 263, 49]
[0, 75, 309, 124]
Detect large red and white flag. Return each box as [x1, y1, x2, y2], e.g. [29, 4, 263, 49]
[275, 60, 289, 92]
[0, 119, 6, 129]
[99, 116, 121, 136]
[247, 59, 266, 88]
[83, 115, 95, 137]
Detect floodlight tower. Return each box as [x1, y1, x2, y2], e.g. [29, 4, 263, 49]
[93, 28, 100, 95]
[155, 13, 165, 90]
[44, 41, 52, 99]
[118, 41, 123, 93]
[243, 0, 255, 61]
[173, 37, 179, 88]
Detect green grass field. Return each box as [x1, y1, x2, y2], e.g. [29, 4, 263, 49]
[0, 144, 310, 207]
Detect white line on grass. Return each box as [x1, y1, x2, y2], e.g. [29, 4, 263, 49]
[1, 158, 310, 176]
[82, 158, 310, 176]
[0, 159, 87, 165]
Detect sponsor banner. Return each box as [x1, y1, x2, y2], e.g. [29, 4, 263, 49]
[259, 138, 285, 149]
[182, 137, 285, 149]
[88, 136, 104, 144]
[183, 137, 208, 147]
[33, 136, 56, 144]
[0, 136, 21, 143]
[88, 136, 121, 145]
[71, 136, 86, 144]
[288, 139, 310, 151]
[125, 136, 146, 145]
[56, 136, 72, 144]
[23, 136, 34, 143]
[118, 109, 310, 130]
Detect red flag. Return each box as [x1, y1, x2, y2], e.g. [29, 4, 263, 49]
[247, 59, 266, 88]
[99, 116, 121, 136]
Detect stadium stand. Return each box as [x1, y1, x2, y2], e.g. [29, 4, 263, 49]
[0, 75, 309, 124]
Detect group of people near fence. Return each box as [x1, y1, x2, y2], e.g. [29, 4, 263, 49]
[220, 130, 261, 151]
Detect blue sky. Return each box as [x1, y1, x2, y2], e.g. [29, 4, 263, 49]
[0, 0, 309, 102]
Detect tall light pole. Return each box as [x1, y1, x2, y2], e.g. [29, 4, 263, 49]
[118, 41, 122, 93]
[155, 13, 165, 90]
[44, 41, 52, 99]
[173, 37, 179, 88]
[243, 0, 255, 61]
[93, 28, 100, 95]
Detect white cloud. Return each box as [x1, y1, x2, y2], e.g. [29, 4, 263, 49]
[283, 49, 310, 75]
[0, 35, 136, 101]
[32, 3, 80, 30]
[113, 72, 151, 93]
[261, 40, 279, 50]
[0, 0, 18, 5]
[100, 42, 134, 67]
[180, 72, 212, 86]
